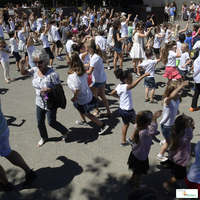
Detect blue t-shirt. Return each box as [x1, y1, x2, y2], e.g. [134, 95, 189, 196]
[184, 37, 193, 51]
[90, 14, 95, 23]
[145, 21, 152, 31]
[170, 7, 175, 16]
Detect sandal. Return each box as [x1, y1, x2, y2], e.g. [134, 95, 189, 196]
[93, 110, 101, 116]
[100, 113, 112, 118]
[144, 98, 150, 102]
[149, 99, 158, 103]
[38, 139, 47, 147]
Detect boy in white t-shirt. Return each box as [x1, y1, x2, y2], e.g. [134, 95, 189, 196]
[51, 19, 64, 61]
[8, 17, 15, 31]
[139, 48, 163, 103]
[120, 14, 132, 55]
[8, 31, 21, 72]
[82, 11, 89, 27]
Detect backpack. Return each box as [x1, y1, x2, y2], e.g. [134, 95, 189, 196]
[190, 48, 200, 60]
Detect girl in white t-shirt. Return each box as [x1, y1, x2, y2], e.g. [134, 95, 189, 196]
[16, 23, 26, 52]
[177, 43, 191, 82]
[0, 40, 12, 83]
[66, 31, 75, 53]
[67, 52, 109, 135]
[25, 36, 36, 68]
[162, 41, 181, 86]
[86, 40, 111, 118]
[111, 68, 149, 146]
[157, 80, 189, 161]
[164, 23, 173, 44]
[153, 26, 165, 59]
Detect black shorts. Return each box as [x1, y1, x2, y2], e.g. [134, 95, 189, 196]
[12, 51, 21, 62]
[56, 40, 63, 48]
[91, 23, 95, 27]
[44, 47, 54, 60]
[153, 47, 160, 55]
[25, 52, 28, 57]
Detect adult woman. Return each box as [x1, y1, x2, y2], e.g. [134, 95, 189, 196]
[182, 2, 187, 21]
[86, 40, 112, 118]
[164, 3, 170, 22]
[113, 20, 129, 70]
[67, 52, 109, 134]
[20, 49, 69, 147]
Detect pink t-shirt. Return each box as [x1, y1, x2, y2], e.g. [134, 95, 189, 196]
[192, 31, 196, 43]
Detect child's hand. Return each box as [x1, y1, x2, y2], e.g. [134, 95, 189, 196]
[153, 110, 162, 119]
[144, 72, 150, 77]
[182, 80, 189, 87]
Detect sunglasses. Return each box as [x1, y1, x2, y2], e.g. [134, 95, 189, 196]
[33, 60, 44, 64]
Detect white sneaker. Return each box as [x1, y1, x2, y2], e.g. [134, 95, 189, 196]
[157, 154, 168, 161]
[107, 66, 111, 70]
[99, 124, 109, 135]
[76, 120, 88, 126]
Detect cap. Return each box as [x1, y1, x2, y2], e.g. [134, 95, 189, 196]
[186, 30, 192, 35]
[121, 12, 126, 17]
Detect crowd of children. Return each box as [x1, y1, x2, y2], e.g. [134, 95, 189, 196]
[0, 6, 200, 198]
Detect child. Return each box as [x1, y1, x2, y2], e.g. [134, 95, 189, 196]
[8, 31, 21, 72]
[0, 40, 12, 83]
[51, 19, 64, 60]
[127, 110, 162, 189]
[111, 69, 150, 146]
[153, 26, 165, 59]
[66, 31, 75, 53]
[25, 36, 36, 68]
[39, 25, 55, 70]
[67, 52, 109, 134]
[8, 17, 15, 31]
[162, 114, 193, 194]
[16, 23, 26, 53]
[164, 23, 173, 44]
[95, 30, 111, 70]
[60, 20, 70, 45]
[177, 43, 191, 82]
[157, 80, 189, 161]
[139, 48, 163, 103]
[130, 24, 153, 77]
[162, 41, 181, 86]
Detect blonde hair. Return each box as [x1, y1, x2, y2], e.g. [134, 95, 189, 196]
[162, 81, 182, 105]
[181, 43, 189, 52]
[162, 41, 176, 65]
[86, 40, 102, 58]
[174, 24, 180, 39]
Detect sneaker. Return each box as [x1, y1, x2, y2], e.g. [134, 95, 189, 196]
[0, 182, 14, 192]
[121, 142, 129, 147]
[136, 74, 141, 78]
[157, 154, 168, 162]
[107, 66, 111, 70]
[190, 107, 199, 112]
[192, 87, 195, 91]
[98, 124, 109, 135]
[53, 67, 57, 70]
[23, 169, 38, 188]
[76, 120, 88, 126]
[17, 69, 20, 72]
[126, 138, 134, 146]
[56, 56, 63, 61]
[162, 182, 175, 194]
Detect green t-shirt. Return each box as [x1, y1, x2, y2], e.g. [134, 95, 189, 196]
[128, 26, 133, 37]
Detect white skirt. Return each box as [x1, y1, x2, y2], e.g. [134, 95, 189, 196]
[129, 43, 144, 59]
[48, 33, 53, 43]
[107, 36, 114, 47]
[18, 40, 25, 52]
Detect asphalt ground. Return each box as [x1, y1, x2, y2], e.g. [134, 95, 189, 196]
[0, 20, 200, 200]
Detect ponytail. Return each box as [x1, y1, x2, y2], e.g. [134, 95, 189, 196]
[162, 41, 176, 65]
[86, 39, 102, 58]
[96, 44, 102, 58]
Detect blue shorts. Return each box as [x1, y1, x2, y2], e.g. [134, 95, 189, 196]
[91, 81, 106, 88]
[0, 128, 12, 157]
[13, 51, 21, 62]
[114, 46, 122, 53]
[160, 124, 173, 139]
[144, 77, 156, 89]
[128, 36, 132, 42]
[118, 108, 136, 124]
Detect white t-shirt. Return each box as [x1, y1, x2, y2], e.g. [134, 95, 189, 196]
[115, 83, 133, 110]
[153, 34, 161, 49]
[176, 41, 182, 52]
[140, 59, 157, 77]
[193, 55, 200, 83]
[95, 36, 110, 52]
[51, 25, 60, 42]
[0, 46, 10, 62]
[67, 72, 92, 105]
[178, 52, 190, 71]
[66, 39, 74, 53]
[166, 50, 176, 67]
[40, 33, 50, 48]
[18, 30, 25, 42]
[192, 40, 200, 49]
[37, 18, 43, 32]
[9, 21, 15, 31]
[90, 53, 107, 83]
[25, 45, 36, 62]
[160, 98, 180, 126]
[132, 22, 137, 30]
[120, 22, 128, 37]
[108, 27, 113, 37]
[82, 16, 88, 27]
[165, 29, 170, 43]
[79, 53, 90, 64]
[9, 38, 18, 53]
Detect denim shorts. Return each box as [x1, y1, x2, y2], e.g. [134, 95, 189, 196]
[114, 46, 122, 53]
[160, 124, 173, 139]
[144, 77, 156, 89]
[0, 128, 12, 157]
[91, 81, 106, 88]
[118, 108, 136, 124]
